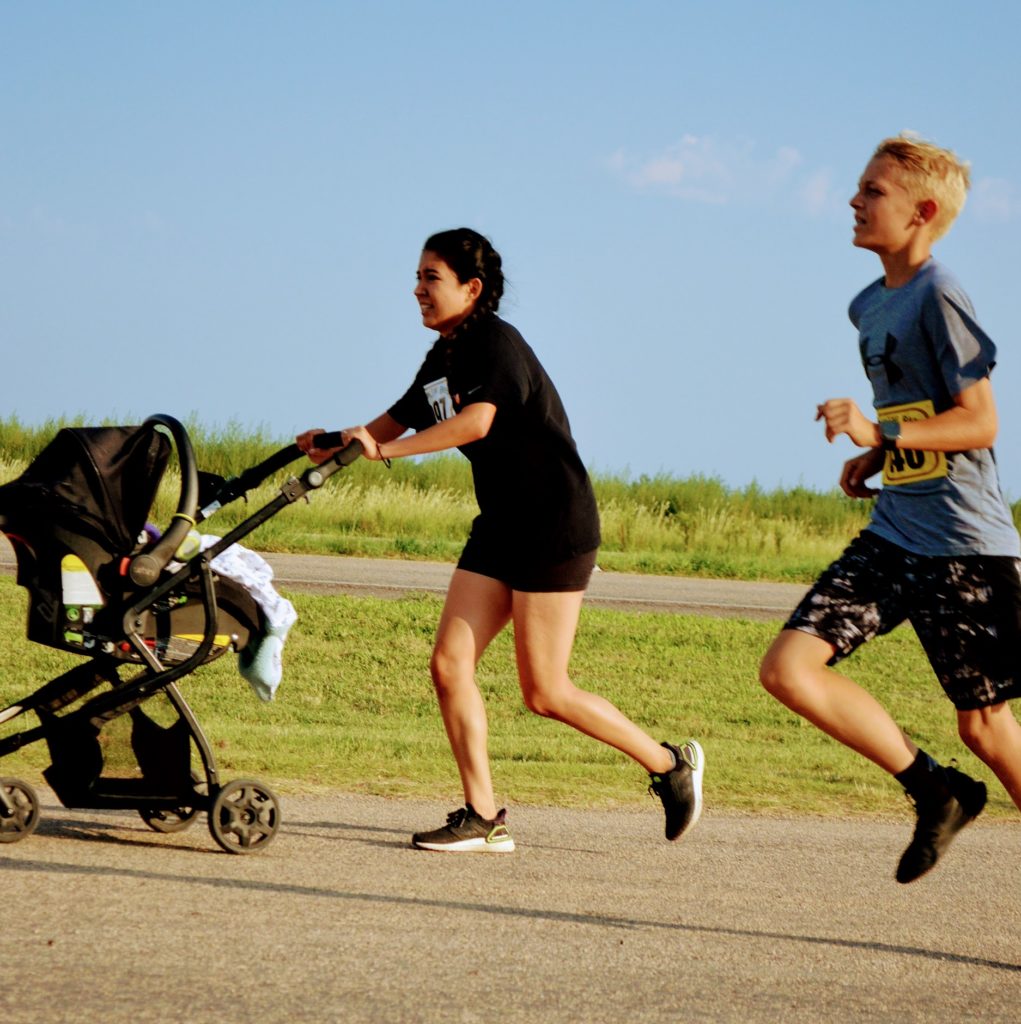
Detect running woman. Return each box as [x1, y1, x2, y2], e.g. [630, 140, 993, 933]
[298, 228, 704, 852]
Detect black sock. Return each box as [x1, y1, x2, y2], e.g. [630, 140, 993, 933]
[894, 750, 950, 801]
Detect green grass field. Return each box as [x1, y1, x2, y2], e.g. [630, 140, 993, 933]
[0, 576, 1012, 820]
[1, 417, 1016, 820]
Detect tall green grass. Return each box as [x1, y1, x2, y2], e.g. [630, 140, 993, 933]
[0, 576, 1012, 819]
[3, 416, 1019, 583]
[2, 418, 1017, 818]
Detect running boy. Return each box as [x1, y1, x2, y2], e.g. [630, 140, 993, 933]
[760, 135, 1021, 883]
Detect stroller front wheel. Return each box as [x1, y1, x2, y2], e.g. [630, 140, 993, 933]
[0, 778, 41, 843]
[208, 778, 280, 854]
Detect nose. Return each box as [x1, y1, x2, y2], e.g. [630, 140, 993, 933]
[849, 190, 863, 209]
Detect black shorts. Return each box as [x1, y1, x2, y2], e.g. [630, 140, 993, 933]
[785, 531, 1021, 711]
[457, 535, 597, 593]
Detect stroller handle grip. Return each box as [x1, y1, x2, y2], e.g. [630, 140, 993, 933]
[312, 433, 364, 467]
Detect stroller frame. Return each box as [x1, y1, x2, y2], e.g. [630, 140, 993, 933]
[0, 414, 360, 853]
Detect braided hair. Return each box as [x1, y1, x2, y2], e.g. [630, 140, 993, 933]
[423, 228, 505, 335]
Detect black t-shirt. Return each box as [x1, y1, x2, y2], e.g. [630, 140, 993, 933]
[388, 315, 600, 563]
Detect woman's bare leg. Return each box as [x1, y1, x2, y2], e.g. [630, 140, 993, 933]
[430, 570, 512, 820]
[511, 589, 674, 775]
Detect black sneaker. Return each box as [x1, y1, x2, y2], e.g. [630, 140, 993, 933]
[649, 740, 705, 841]
[896, 765, 987, 884]
[411, 804, 516, 853]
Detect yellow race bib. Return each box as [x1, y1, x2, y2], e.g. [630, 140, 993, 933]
[878, 399, 948, 486]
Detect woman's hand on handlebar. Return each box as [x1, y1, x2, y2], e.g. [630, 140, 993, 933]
[296, 425, 383, 464]
[296, 427, 339, 466]
[338, 425, 386, 461]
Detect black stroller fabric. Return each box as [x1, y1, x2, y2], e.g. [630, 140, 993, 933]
[0, 415, 349, 851]
[0, 425, 170, 554]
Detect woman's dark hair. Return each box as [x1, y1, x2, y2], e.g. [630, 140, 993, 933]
[423, 228, 505, 325]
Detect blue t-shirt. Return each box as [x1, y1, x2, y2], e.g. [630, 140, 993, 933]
[849, 259, 1019, 556]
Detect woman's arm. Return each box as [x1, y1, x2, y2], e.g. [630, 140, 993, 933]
[375, 403, 496, 461]
[296, 412, 408, 464]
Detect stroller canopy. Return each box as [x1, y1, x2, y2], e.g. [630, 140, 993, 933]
[0, 425, 171, 555]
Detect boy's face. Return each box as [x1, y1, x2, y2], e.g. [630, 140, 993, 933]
[849, 156, 928, 256]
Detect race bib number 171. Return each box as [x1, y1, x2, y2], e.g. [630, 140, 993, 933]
[878, 399, 947, 486]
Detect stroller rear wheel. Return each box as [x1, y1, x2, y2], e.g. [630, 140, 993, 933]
[139, 804, 201, 833]
[208, 778, 280, 854]
[138, 770, 204, 833]
[0, 778, 41, 843]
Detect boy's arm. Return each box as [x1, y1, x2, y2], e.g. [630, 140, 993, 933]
[896, 378, 998, 451]
[839, 448, 884, 499]
[817, 377, 998, 452]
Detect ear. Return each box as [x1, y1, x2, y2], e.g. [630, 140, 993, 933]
[916, 198, 938, 226]
[466, 277, 483, 301]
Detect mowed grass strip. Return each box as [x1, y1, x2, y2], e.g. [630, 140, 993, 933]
[0, 576, 1011, 820]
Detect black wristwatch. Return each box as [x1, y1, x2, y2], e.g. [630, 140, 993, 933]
[879, 420, 901, 450]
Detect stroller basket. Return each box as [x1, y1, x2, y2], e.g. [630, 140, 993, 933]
[0, 415, 360, 853]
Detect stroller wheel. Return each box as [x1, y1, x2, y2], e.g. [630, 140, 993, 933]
[0, 778, 41, 843]
[139, 805, 201, 833]
[138, 770, 203, 833]
[208, 778, 280, 854]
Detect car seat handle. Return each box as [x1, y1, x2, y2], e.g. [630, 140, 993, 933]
[129, 414, 199, 588]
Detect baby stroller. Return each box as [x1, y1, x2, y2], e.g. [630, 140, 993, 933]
[0, 414, 359, 853]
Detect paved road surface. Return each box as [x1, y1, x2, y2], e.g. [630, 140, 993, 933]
[2, 790, 1019, 1024]
[3, 540, 1018, 1022]
[262, 552, 809, 620]
[1, 538, 809, 621]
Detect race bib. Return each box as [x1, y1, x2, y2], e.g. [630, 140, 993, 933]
[878, 399, 947, 486]
[423, 377, 454, 423]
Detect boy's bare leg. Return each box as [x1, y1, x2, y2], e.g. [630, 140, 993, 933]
[958, 703, 1021, 810]
[760, 629, 918, 775]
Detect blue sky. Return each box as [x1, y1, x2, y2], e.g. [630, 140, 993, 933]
[4, 1, 1021, 497]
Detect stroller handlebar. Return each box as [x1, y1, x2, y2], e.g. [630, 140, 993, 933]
[198, 436, 363, 517]
[129, 423, 364, 586]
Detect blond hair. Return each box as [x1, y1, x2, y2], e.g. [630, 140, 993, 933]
[873, 134, 971, 241]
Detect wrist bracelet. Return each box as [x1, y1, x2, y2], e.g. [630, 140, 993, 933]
[377, 445, 392, 469]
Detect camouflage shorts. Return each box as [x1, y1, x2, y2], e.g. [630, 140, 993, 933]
[785, 530, 1021, 711]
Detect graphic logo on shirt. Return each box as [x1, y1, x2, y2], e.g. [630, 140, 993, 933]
[424, 377, 455, 423]
[877, 399, 947, 486]
[860, 332, 904, 385]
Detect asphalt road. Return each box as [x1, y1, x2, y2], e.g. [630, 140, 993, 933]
[1, 537, 809, 621]
[2, 791, 1018, 1024]
[259, 551, 810, 620]
[2, 542, 1018, 1022]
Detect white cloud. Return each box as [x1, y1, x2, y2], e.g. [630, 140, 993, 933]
[608, 134, 842, 216]
[799, 169, 838, 216]
[970, 177, 1021, 223]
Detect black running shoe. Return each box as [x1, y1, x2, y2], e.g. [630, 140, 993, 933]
[411, 804, 515, 853]
[896, 765, 987, 884]
[649, 740, 705, 841]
